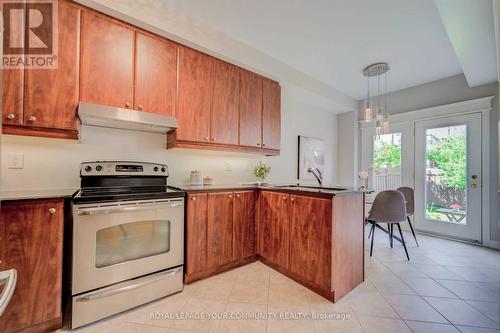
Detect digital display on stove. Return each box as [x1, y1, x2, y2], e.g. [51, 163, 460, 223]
[115, 165, 144, 172]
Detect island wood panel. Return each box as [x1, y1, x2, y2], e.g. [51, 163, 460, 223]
[262, 79, 281, 150]
[210, 60, 239, 145]
[258, 191, 290, 268]
[207, 192, 234, 268]
[24, 0, 80, 130]
[233, 191, 256, 261]
[134, 32, 177, 116]
[2, 69, 24, 126]
[331, 193, 364, 301]
[186, 193, 208, 275]
[176, 47, 213, 143]
[289, 195, 332, 291]
[239, 70, 263, 148]
[80, 10, 134, 109]
[0, 199, 64, 333]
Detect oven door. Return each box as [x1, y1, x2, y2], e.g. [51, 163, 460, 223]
[72, 198, 184, 294]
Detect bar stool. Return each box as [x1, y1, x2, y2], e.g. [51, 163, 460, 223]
[366, 190, 410, 260]
[397, 187, 419, 247]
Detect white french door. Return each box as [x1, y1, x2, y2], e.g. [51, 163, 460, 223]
[414, 113, 482, 242]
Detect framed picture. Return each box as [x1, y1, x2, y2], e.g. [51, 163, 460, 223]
[297, 135, 325, 181]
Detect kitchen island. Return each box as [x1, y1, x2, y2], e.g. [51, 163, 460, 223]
[181, 183, 366, 302]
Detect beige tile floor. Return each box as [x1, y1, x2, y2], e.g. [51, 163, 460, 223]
[59, 226, 500, 333]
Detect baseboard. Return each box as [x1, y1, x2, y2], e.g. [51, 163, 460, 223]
[486, 240, 500, 249]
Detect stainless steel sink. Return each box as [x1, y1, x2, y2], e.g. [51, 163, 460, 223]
[272, 184, 347, 191]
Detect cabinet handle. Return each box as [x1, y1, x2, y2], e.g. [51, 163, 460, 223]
[125, 102, 131, 108]
[138, 104, 143, 110]
[6, 113, 15, 120]
[191, 197, 197, 201]
[28, 116, 36, 122]
[48, 208, 56, 214]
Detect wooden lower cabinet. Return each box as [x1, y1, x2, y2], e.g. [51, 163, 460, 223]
[185, 191, 257, 283]
[0, 199, 64, 333]
[258, 191, 290, 268]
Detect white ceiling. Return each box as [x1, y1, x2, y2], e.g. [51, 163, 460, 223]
[160, 0, 470, 100]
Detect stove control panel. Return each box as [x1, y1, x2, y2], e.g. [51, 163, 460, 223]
[80, 161, 168, 177]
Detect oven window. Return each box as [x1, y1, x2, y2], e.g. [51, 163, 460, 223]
[95, 220, 170, 268]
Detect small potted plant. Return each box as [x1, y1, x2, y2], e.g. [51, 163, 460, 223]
[254, 161, 271, 183]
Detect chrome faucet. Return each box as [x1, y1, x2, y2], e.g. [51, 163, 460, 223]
[307, 167, 323, 186]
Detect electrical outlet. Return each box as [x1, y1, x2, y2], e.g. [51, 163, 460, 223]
[7, 153, 24, 169]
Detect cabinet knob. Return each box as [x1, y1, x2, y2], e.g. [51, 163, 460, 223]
[212, 137, 216, 141]
[138, 104, 143, 110]
[6, 113, 15, 120]
[125, 102, 131, 108]
[256, 143, 260, 146]
[48, 208, 56, 214]
[283, 196, 287, 201]
[191, 197, 197, 201]
[236, 194, 240, 198]
[290, 197, 295, 203]
[262, 143, 266, 147]
[28, 116, 36, 122]
[228, 194, 232, 199]
[203, 137, 209, 142]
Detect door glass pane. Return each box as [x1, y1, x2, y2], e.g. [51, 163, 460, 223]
[372, 133, 402, 194]
[425, 125, 467, 224]
[96, 220, 170, 268]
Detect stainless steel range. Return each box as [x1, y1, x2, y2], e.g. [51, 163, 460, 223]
[71, 161, 185, 329]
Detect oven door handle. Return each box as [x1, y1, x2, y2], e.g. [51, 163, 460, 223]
[76, 202, 183, 216]
[75, 267, 182, 302]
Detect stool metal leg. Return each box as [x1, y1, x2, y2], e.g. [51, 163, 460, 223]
[407, 216, 419, 247]
[370, 222, 376, 257]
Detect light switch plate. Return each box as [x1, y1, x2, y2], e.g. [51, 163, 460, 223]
[7, 152, 24, 169]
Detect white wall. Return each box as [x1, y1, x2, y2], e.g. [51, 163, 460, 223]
[336, 111, 358, 186]
[0, 84, 337, 190]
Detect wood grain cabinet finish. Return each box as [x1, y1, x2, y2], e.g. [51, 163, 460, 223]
[2, 69, 24, 126]
[134, 32, 177, 116]
[176, 47, 213, 143]
[262, 79, 281, 150]
[80, 10, 135, 109]
[24, 0, 80, 131]
[210, 60, 239, 145]
[207, 192, 234, 268]
[289, 195, 331, 291]
[233, 191, 256, 261]
[0, 199, 64, 333]
[186, 193, 208, 275]
[258, 191, 290, 268]
[239, 70, 263, 148]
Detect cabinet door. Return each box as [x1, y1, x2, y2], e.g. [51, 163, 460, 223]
[0, 199, 64, 333]
[24, 0, 80, 130]
[207, 192, 234, 268]
[210, 60, 239, 145]
[177, 47, 212, 143]
[80, 10, 134, 109]
[262, 79, 281, 150]
[233, 191, 256, 261]
[186, 193, 208, 275]
[135, 32, 177, 116]
[2, 69, 24, 125]
[258, 191, 289, 268]
[289, 195, 331, 290]
[239, 70, 262, 148]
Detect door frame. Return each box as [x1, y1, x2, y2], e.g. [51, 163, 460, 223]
[360, 96, 494, 245]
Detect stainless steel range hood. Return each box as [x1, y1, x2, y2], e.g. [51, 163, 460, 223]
[78, 102, 178, 134]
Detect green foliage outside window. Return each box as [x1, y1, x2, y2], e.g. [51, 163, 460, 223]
[427, 134, 467, 190]
[373, 141, 401, 170]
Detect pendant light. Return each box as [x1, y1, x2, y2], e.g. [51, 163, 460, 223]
[362, 63, 390, 137]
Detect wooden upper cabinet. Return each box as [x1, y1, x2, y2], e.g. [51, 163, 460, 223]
[210, 60, 239, 145]
[233, 191, 256, 261]
[177, 47, 213, 143]
[289, 195, 331, 290]
[135, 32, 177, 116]
[258, 191, 290, 268]
[207, 192, 234, 268]
[24, 0, 80, 130]
[239, 70, 263, 148]
[80, 10, 134, 109]
[2, 69, 24, 126]
[262, 79, 281, 150]
[186, 193, 208, 275]
[0, 199, 64, 333]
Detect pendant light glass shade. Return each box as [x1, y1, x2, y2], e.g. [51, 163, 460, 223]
[362, 63, 390, 129]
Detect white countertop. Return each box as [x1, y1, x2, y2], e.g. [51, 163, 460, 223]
[0, 188, 77, 201]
